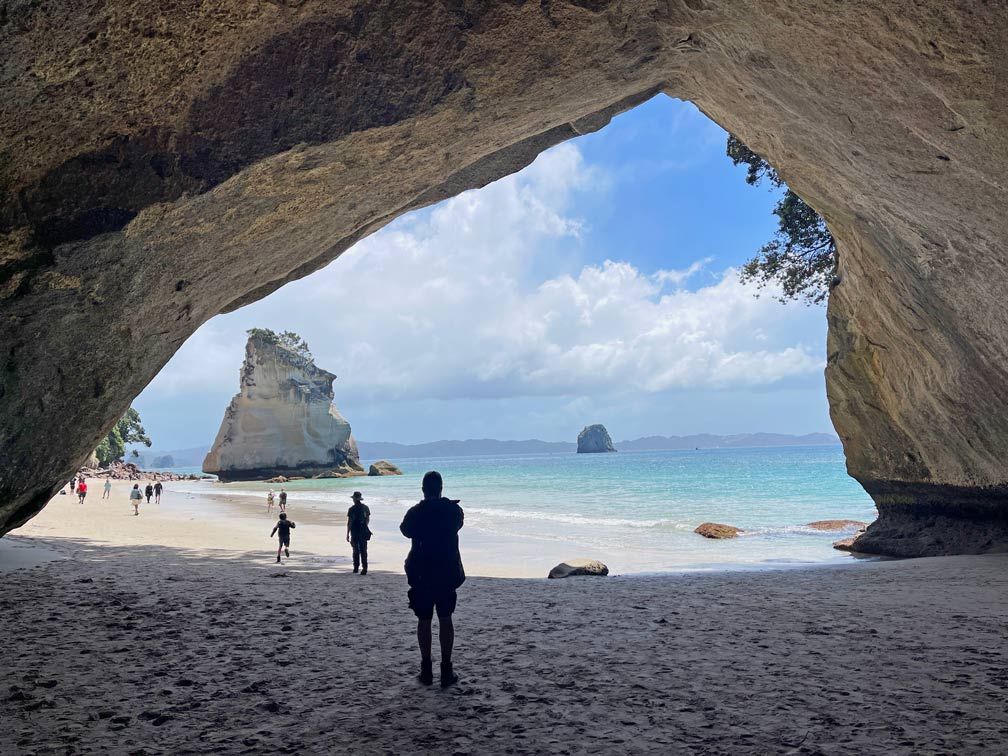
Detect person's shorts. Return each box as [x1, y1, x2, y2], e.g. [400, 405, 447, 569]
[408, 587, 457, 620]
[279, 535, 290, 547]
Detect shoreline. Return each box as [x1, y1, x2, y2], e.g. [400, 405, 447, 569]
[12, 479, 871, 579]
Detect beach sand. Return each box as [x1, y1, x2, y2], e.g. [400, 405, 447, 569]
[3, 482, 1007, 754]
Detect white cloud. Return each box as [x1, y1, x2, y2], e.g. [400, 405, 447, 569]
[142, 141, 824, 421]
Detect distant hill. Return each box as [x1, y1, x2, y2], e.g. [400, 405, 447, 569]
[128, 445, 211, 469]
[134, 433, 840, 467]
[357, 433, 839, 459]
[357, 439, 573, 459]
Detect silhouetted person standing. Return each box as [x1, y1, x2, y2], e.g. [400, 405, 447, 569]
[346, 491, 371, 575]
[400, 471, 465, 687]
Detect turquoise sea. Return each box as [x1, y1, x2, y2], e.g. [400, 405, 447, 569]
[183, 445, 878, 575]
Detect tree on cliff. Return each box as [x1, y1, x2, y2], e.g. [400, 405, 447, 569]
[246, 327, 313, 362]
[95, 407, 152, 466]
[727, 135, 837, 305]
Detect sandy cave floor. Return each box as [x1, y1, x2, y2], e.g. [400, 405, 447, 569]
[2, 534, 1007, 755]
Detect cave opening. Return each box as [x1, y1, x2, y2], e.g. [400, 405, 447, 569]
[84, 94, 876, 577]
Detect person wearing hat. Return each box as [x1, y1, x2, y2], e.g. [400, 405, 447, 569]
[346, 491, 371, 575]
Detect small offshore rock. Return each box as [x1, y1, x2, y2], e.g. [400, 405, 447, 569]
[576, 424, 616, 453]
[806, 519, 868, 531]
[368, 460, 403, 476]
[694, 522, 743, 539]
[548, 559, 610, 579]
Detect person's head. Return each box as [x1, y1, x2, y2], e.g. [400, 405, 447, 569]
[279, 512, 287, 520]
[133, 483, 139, 489]
[352, 491, 363, 504]
[422, 470, 443, 499]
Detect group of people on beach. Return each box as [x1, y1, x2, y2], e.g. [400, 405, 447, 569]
[67, 475, 163, 516]
[268, 470, 465, 687]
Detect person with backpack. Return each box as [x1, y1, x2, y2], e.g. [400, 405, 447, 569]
[270, 512, 296, 563]
[129, 483, 142, 516]
[400, 471, 465, 688]
[346, 492, 372, 575]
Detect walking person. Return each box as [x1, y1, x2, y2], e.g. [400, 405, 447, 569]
[102, 479, 112, 499]
[270, 512, 296, 563]
[77, 478, 88, 504]
[400, 471, 465, 688]
[153, 480, 162, 504]
[144, 482, 154, 505]
[278, 488, 287, 513]
[346, 492, 371, 575]
[129, 483, 142, 515]
[266, 489, 275, 514]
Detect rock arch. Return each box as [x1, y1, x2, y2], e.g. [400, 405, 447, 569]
[2, 1, 1006, 554]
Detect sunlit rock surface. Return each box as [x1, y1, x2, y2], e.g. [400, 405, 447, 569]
[1, 2, 1007, 555]
[202, 336, 359, 482]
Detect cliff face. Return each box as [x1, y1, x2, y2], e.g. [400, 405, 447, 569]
[577, 425, 616, 454]
[202, 337, 359, 482]
[1, 2, 1007, 554]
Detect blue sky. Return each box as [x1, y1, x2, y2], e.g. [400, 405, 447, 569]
[134, 95, 832, 449]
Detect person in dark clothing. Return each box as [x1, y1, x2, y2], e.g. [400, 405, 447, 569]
[400, 470, 464, 688]
[270, 512, 296, 563]
[346, 491, 371, 575]
[153, 481, 163, 504]
[144, 482, 154, 504]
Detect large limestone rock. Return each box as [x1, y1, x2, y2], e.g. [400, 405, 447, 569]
[577, 425, 616, 454]
[202, 335, 359, 482]
[2, 3, 1008, 556]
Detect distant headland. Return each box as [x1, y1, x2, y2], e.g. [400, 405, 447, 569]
[134, 432, 840, 468]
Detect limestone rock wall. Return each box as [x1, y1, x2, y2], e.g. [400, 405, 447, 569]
[1, 2, 1007, 554]
[202, 336, 358, 482]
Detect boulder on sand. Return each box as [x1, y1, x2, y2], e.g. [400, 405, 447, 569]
[806, 519, 868, 531]
[694, 522, 743, 539]
[548, 559, 609, 579]
[368, 460, 403, 476]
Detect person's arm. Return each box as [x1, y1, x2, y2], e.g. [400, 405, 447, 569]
[346, 513, 352, 542]
[270, 525, 277, 537]
[399, 508, 415, 538]
[290, 522, 295, 529]
[364, 506, 371, 528]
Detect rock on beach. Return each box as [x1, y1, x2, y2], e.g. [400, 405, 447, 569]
[806, 520, 868, 531]
[548, 560, 610, 579]
[368, 460, 403, 476]
[695, 522, 743, 539]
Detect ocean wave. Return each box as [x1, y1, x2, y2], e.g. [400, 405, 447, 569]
[464, 507, 694, 531]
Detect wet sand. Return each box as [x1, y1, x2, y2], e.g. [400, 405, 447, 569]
[3, 484, 1008, 754]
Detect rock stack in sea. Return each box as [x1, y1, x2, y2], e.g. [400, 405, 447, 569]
[368, 460, 403, 476]
[202, 334, 363, 482]
[577, 424, 616, 454]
